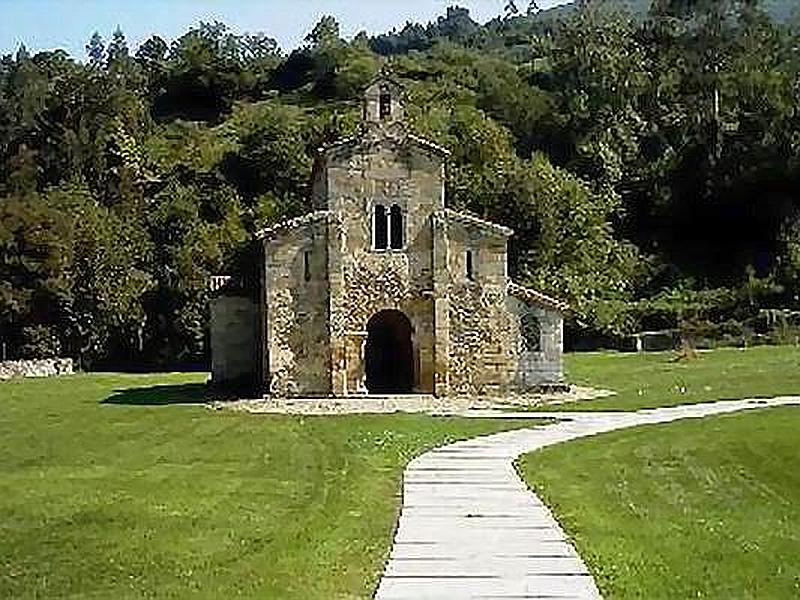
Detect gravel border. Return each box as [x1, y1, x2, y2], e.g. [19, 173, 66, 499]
[208, 386, 614, 416]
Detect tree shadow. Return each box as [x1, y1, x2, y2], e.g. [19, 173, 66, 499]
[103, 383, 211, 406]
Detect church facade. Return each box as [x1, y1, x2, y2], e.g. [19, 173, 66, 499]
[210, 77, 567, 397]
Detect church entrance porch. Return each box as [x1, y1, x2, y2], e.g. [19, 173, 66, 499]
[365, 310, 414, 394]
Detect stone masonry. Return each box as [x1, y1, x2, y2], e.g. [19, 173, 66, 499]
[0, 358, 74, 381]
[210, 76, 568, 397]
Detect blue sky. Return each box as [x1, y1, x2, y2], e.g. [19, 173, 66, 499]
[0, 0, 572, 59]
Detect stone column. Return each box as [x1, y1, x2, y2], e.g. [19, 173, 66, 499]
[328, 211, 348, 396]
[432, 213, 450, 397]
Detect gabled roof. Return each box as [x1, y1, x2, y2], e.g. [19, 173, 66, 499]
[436, 208, 514, 238]
[255, 210, 330, 241]
[316, 135, 359, 154]
[508, 281, 569, 313]
[407, 134, 451, 157]
[317, 130, 450, 158]
[363, 72, 405, 93]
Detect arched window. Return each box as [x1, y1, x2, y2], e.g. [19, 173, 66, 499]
[466, 250, 474, 281]
[373, 205, 388, 250]
[379, 89, 392, 120]
[390, 204, 403, 249]
[520, 312, 541, 352]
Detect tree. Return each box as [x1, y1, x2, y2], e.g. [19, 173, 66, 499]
[107, 27, 129, 66]
[154, 21, 246, 121]
[136, 35, 168, 64]
[86, 31, 105, 65]
[505, 0, 520, 18]
[305, 16, 341, 49]
[6, 144, 40, 197]
[1, 6, 798, 364]
[0, 194, 71, 358]
[415, 104, 641, 333]
[225, 101, 313, 206]
[44, 183, 153, 366]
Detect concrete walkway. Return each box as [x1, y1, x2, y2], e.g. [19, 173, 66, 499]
[375, 396, 800, 599]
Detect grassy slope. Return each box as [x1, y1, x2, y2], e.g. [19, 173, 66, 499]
[560, 345, 800, 411]
[518, 407, 800, 598]
[0, 374, 541, 599]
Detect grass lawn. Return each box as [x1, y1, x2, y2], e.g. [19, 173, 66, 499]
[560, 344, 800, 411]
[0, 373, 543, 599]
[518, 406, 800, 598]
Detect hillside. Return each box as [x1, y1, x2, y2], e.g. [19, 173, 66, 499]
[1, 5, 800, 367]
[535, 0, 798, 22]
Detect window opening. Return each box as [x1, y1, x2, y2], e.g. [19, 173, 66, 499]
[390, 204, 403, 249]
[379, 89, 392, 120]
[304, 251, 311, 282]
[374, 204, 388, 250]
[466, 250, 474, 281]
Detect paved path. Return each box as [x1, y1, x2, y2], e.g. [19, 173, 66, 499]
[375, 396, 800, 599]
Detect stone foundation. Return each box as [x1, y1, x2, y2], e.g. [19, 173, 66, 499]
[210, 385, 614, 415]
[0, 358, 74, 381]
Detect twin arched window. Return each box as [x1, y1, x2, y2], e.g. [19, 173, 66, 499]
[374, 204, 403, 250]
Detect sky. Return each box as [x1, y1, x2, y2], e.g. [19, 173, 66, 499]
[0, 0, 572, 59]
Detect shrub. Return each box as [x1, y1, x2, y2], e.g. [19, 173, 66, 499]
[19, 326, 62, 359]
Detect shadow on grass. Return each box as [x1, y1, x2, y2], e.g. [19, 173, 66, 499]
[103, 383, 210, 406]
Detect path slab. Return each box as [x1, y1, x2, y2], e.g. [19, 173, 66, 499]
[375, 396, 800, 600]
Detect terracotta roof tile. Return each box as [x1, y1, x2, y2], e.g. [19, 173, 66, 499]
[508, 281, 569, 313]
[437, 208, 514, 237]
[256, 210, 330, 241]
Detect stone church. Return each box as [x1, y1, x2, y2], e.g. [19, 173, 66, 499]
[210, 77, 567, 397]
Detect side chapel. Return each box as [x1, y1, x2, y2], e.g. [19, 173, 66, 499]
[210, 77, 567, 397]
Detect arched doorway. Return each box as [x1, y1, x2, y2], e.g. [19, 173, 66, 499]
[365, 310, 414, 394]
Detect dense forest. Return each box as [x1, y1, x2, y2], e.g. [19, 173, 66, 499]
[1, 0, 799, 369]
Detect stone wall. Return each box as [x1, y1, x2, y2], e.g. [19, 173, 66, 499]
[210, 295, 259, 388]
[443, 216, 518, 395]
[363, 79, 405, 124]
[506, 296, 564, 386]
[323, 128, 445, 395]
[437, 213, 564, 395]
[0, 358, 73, 381]
[263, 216, 331, 396]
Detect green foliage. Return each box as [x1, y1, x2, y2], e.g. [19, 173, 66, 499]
[228, 101, 312, 202]
[414, 103, 641, 333]
[1, 5, 800, 365]
[19, 324, 61, 358]
[0, 194, 71, 353]
[45, 183, 153, 365]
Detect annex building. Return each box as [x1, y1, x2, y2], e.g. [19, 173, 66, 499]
[210, 77, 567, 397]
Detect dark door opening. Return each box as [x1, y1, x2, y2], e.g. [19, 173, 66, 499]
[365, 310, 414, 394]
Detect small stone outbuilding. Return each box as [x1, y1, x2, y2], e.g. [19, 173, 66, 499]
[210, 77, 567, 397]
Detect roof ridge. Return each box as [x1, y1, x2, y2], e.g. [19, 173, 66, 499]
[438, 208, 514, 237]
[317, 129, 450, 156]
[406, 133, 451, 156]
[508, 281, 569, 313]
[256, 210, 330, 240]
